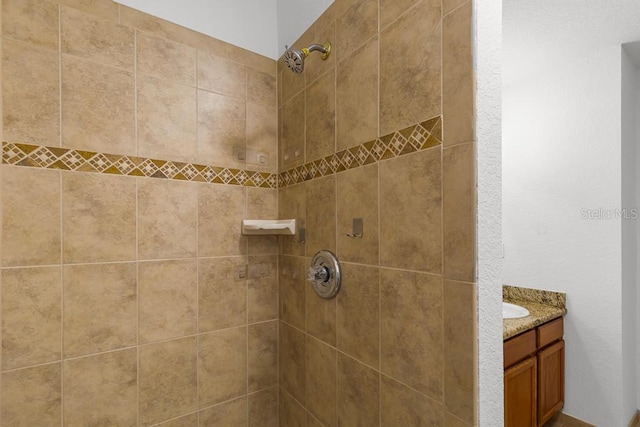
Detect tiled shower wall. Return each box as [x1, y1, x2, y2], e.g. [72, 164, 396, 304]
[277, 0, 477, 425]
[0, 0, 279, 425]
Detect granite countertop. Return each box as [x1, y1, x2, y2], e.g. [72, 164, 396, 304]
[503, 285, 567, 340]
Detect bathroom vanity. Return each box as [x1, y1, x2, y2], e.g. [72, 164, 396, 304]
[503, 286, 567, 427]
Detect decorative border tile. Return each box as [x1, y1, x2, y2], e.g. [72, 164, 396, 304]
[278, 115, 442, 187]
[2, 115, 441, 190]
[2, 142, 278, 188]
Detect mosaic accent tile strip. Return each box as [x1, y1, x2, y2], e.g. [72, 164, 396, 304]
[278, 115, 443, 187]
[2, 143, 278, 188]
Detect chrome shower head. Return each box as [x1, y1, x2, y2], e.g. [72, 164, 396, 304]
[283, 42, 331, 73]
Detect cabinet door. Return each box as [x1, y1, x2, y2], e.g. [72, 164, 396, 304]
[505, 356, 537, 427]
[537, 339, 564, 426]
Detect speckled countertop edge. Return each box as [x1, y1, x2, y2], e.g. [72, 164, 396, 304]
[503, 286, 567, 340]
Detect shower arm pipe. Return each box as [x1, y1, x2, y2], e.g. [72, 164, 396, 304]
[302, 42, 331, 60]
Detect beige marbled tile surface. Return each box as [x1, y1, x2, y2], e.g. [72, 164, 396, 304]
[503, 286, 567, 340]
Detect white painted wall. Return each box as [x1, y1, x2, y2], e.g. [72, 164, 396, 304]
[276, 0, 334, 56]
[474, 0, 504, 424]
[621, 45, 639, 421]
[115, 0, 278, 58]
[502, 1, 640, 425]
[637, 67, 640, 411]
[113, 0, 334, 59]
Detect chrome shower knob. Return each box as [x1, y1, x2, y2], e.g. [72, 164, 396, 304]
[306, 250, 341, 299]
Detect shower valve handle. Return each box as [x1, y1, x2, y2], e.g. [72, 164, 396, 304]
[306, 265, 330, 283]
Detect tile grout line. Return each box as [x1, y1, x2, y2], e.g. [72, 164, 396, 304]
[57, 5, 65, 425]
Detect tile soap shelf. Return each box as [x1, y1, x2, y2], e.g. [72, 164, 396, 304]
[241, 219, 296, 236]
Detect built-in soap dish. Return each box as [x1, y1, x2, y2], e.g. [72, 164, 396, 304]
[241, 219, 296, 236]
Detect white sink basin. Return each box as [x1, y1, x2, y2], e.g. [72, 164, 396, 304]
[503, 302, 530, 319]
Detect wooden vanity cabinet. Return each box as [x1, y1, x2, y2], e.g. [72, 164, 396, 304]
[504, 317, 564, 427]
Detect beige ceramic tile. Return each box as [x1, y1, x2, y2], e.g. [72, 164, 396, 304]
[308, 413, 324, 427]
[379, 149, 442, 273]
[443, 143, 475, 282]
[306, 337, 337, 426]
[1, 267, 61, 370]
[248, 321, 278, 392]
[380, 268, 444, 400]
[63, 173, 136, 263]
[60, 6, 134, 70]
[444, 280, 476, 424]
[139, 259, 197, 343]
[337, 353, 380, 426]
[138, 178, 198, 260]
[1, 363, 61, 425]
[305, 69, 336, 161]
[197, 89, 246, 168]
[381, 375, 444, 426]
[306, 175, 336, 256]
[137, 74, 197, 162]
[139, 337, 197, 426]
[305, 21, 335, 84]
[1, 167, 60, 266]
[305, 275, 337, 346]
[336, 36, 378, 150]
[280, 255, 306, 330]
[137, 31, 196, 85]
[249, 388, 278, 427]
[246, 102, 278, 173]
[157, 413, 198, 427]
[63, 263, 137, 357]
[280, 388, 307, 427]
[279, 183, 306, 256]
[61, 55, 136, 154]
[198, 327, 247, 407]
[336, 0, 378, 60]
[337, 263, 379, 367]
[2, 0, 58, 50]
[248, 255, 278, 323]
[379, 0, 421, 29]
[280, 91, 306, 169]
[198, 257, 247, 332]
[63, 349, 137, 426]
[443, 1, 474, 146]
[379, 0, 441, 135]
[198, 183, 246, 257]
[58, 0, 119, 21]
[247, 188, 278, 255]
[445, 412, 472, 427]
[336, 163, 379, 265]
[197, 50, 246, 98]
[2, 39, 60, 145]
[247, 68, 276, 107]
[279, 322, 306, 405]
[200, 398, 247, 426]
[444, 0, 468, 15]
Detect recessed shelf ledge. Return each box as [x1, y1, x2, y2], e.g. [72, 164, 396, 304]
[241, 219, 296, 236]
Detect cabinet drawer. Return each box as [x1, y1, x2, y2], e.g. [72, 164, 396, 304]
[504, 329, 536, 369]
[537, 317, 563, 349]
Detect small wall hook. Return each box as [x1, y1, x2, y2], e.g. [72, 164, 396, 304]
[295, 227, 306, 244]
[346, 218, 363, 238]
